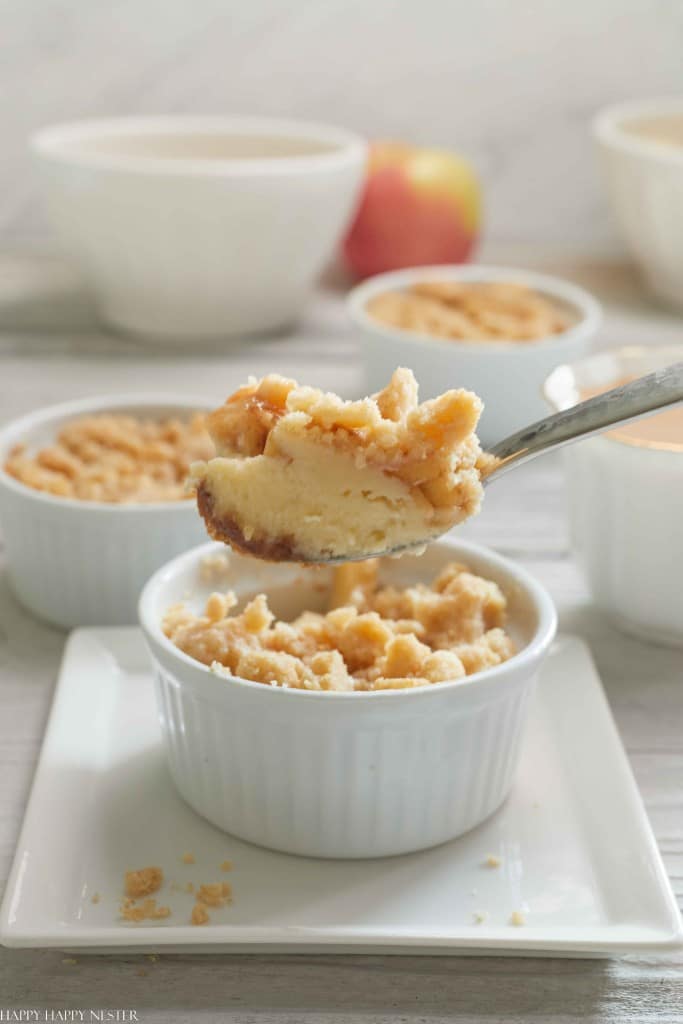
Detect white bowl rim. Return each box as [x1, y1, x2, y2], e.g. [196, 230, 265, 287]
[31, 115, 367, 177]
[139, 537, 558, 703]
[347, 264, 602, 354]
[543, 343, 683, 455]
[0, 392, 217, 512]
[593, 96, 683, 165]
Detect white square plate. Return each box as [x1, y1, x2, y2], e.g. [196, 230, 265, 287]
[1, 629, 680, 956]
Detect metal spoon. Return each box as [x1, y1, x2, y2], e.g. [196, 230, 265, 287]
[322, 361, 683, 564]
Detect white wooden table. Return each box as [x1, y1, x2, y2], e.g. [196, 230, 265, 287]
[0, 249, 681, 1021]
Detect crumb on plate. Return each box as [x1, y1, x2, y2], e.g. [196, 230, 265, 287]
[196, 882, 232, 908]
[125, 866, 163, 900]
[191, 904, 210, 926]
[120, 898, 171, 923]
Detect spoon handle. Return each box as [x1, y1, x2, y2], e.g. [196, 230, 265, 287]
[486, 361, 683, 479]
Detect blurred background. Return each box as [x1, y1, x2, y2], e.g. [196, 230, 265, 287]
[3, 0, 683, 254]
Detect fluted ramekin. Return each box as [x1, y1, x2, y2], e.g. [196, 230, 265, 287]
[0, 394, 211, 628]
[139, 538, 557, 859]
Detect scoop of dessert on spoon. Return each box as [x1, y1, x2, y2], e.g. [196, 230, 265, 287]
[192, 363, 682, 565]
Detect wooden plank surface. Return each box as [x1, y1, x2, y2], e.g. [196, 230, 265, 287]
[0, 251, 681, 1021]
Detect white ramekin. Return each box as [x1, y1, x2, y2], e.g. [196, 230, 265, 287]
[348, 264, 602, 446]
[0, 394, 211, 628]
[593, 97, 683, 310]
[544, 346, 683, 649]
[32, 116, 366, 342]
[139, 538, 557, 859]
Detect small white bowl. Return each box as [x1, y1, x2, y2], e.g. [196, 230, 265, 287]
[544, 345, 683, 648]
[0, 394, 211, 628]
[139, 538, 557, 859]
[593, 98, 683, 310]
[348, 265, 602, 445]
[32, 116, 367, 342]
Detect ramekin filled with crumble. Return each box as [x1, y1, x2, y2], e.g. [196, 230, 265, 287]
[348, 265, 602, 444]
[139, 539, 556, 858]
[0, 394, 214, 627]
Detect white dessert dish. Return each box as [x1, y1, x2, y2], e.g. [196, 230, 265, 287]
[32, 116, 366, 341]
[0, 393, 211, 628]
[139, 538, 556, 859]
[544, 346, 683, 648]
[348, 265, 601, 444]
[593, 97, 683, 310]
[1, 627, 679, 956]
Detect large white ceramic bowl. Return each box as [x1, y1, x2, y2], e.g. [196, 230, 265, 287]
[348, 265, 602, 446]
[544, 345, 683, 648]
[0, 394, 211, 628]
[139, 538, 557, 859]
[593, 98, 683, 310]
[32, 116, 367, 341]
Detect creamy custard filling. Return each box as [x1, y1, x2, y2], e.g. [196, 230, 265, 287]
[192, 368, 487, 563]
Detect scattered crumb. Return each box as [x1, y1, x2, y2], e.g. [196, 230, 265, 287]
[125, 866, 163, 899]
[191, 904, 210, 926]
[199, 551, 232, 584]
[510, 910, 526, 927]
[484, 854, 502, 868]
[120, 898, 171, 923]
[182, 853, 195, 865]
[196, 882, 232, 908]
[61, 958, 78, 966]
[220, 860, 232, 872]
[473, 911, 489, 924]
[185, 881, 195, 894]
[136, 968, 148, 977]
[91, 892, 100, 904]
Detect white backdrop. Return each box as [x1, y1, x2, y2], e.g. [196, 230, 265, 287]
[2, 0, 682, 252]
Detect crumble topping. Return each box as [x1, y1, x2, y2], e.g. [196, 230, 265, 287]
[164, 558, 514, 691]
[4, 412, 212, 502]
[366, 281, 571, 343]
[192, 369, 488, 562]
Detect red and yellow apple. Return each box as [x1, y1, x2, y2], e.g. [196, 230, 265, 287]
[343, 141, 482, 279]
